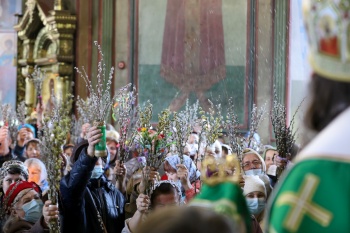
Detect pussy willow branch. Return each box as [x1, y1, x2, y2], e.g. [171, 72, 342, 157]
[75, 42, 128, 123]
[225, 98, 243, 162]
[203, 100, 223, 147]
[113, 86, 137, 163]
[0, 104, 18, 146]
[31, 66, 44, 100]
[39, 93, 73, 233]
[247, 103, 267, 149]
[16, 101, 26, 125]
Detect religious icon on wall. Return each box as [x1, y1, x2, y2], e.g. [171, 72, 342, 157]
[160, 0, 226, 112]
[0, 0, 18, 30]
[0, 38, 14, 65]
[0, 34, 17, 107]
[137, 0, 249, 124]
[0, 0, 21, 107]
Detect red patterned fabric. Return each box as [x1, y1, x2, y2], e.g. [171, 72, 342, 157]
[4, 181, 41, 208]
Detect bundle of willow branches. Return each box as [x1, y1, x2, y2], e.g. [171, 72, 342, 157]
[171, 111, 192, 164]
[136, 103, 172, 196]
[170, 100, 199, 163]
[0, 103, 18, 147]
[246, 103, 267, 152]
[31, 66, 45, 105]
[112, 86, 138, 163]
[16, 101, 26, 125]
[39, 93, 73, 233]
[271, 90, 301, 178]
[76, 97, 93, 124]
[200, 100, 223, 158]
[271, 93, 296, 160]
[225, 97, 243, 161]
[75, 41, 122, 123]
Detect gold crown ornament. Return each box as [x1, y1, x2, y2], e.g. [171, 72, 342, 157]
[201, 154, 241, 186]
[303, 0, 350, 81]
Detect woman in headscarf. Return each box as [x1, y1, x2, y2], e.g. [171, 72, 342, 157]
[24, 158, 49, 196]
[243, 175, 267, 233]
[163, 154, 201, 203]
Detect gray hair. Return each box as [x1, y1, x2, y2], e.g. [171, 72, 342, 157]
[24, 158, 47, 182]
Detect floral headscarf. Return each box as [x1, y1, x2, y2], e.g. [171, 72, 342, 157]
[0, 161, 28, 187]
[153, 180, 182, 198]
[164, 154, 201, 183]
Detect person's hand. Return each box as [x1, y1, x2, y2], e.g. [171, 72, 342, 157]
[274, 155, 288, 168]
[136, 194, 150, 214]
[148, 169, 159, 182]
[86, 126, 102, 157]
[143, 166, 159, 182]
[36, 102, 44, 116]
[114, 160, 127, 180]
[0, 126, 10, 156]
[17, 128, 28, 147]
[80, 123, 91, 139]
[176, 164, 192, 190]
[35, 102, 45, 129]
[42, 200, 59, 228]
[138, 167, 159, 194]
[0, 126, 9, 142]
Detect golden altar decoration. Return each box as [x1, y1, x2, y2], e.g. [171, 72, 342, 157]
[14, 0, 76, 119]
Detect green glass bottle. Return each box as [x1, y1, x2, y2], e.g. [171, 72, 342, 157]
[93, 121, 107, 157]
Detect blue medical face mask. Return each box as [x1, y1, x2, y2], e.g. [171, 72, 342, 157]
[246, 197, 266, 215]
[244, 169, 263, 176]
[91, 166, 104, 179]
[22, 199, 44, 223]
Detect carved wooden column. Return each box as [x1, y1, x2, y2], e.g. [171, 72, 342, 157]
[15, 0, 76, 118]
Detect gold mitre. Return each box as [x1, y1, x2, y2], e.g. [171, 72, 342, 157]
[201, 154, 241, 186]
[303, 0, 350, 82]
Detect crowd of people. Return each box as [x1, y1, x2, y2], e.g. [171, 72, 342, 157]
[0, 0, 349, 232]
[0, 113, 292, 233]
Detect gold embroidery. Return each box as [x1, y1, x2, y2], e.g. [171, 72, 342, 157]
[276, 174, 333, 232]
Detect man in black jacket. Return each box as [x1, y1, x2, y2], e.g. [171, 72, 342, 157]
[60, 126, 125, 233]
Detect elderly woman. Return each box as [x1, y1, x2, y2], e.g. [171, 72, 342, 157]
[163, 154, 201, 202]
[243, 175, 267, 233]
[0, 161, 29, 230]
[241, 148, 266, 176]
[24, 158, 49, 195]
[2, 181, 58, 233]
[122, 180, 182, 233]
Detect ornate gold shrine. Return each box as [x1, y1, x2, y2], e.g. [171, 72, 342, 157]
[14, 0, 76, 119]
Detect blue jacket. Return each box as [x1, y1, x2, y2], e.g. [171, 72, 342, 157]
[60, 146, 125, 233]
